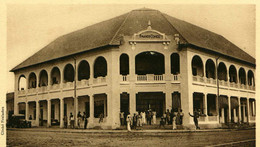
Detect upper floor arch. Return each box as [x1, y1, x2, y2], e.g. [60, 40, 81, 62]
[78, 60, 90, 80]
[229, 65, 237, 83]
[120, 53, 129, 75]
[217, 62, 227, 81]
[171, 53, 180, 75]
[18, 75, 26, 91]
[192, 55, 204, 77]
[39, 70, 48, 87]
[135, 51, 165, 75]
[94, 56, 107, 78]
[28, 72, 37, 89]
[247, 70, 255, 86]
[239, 67, 246, 85]
[51, 67, 61, 85]
[205, 59, 215, 79]
[63, 64, 75, 83]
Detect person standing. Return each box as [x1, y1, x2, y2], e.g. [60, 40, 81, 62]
[189, 109, 200, 130]
[77, 111, 82, 129]
[141, 111, 146, 125]
[64, 115, 68, 128]
[120, 112, 124, 126]
[152, 111, 156, 125]
[99, 113, 103, 123]
[159, 116, 165, 128]
[83, 112, 88, 129]
[133, 113, 137, 129]
[166, 109, 170, 125]
[179, 109, 184, 125]
[172, 112, 177, 130]
[69, 112, 75, 129]
[126, 113, 131, 132]
[137, 112, 142, 127]
[146, 111, 151, 125]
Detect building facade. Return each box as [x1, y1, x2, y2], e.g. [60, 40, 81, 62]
[11, 8, 256, 129]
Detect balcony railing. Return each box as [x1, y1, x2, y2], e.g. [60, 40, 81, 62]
[172, 74, 180, 81]
[50, 84, 60, 90]
[136, 74, 164, 82]
[192, 76, 255, 91]
[121, 75, 129, 82]
[63, 82, 74, 89]
[77, 79, 90, 87]
[18, 90, 26, 95]
[93, 77, 107, 85]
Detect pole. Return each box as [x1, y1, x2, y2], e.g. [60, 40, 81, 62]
[73, 57, 77, 128]
[216, 57, 220, 123]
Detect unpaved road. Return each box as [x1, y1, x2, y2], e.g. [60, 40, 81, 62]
[7, 129, 255, 147]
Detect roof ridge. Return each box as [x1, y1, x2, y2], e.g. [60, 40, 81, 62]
[109, 11, 131, 45]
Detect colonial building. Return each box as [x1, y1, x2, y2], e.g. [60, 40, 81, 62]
[11, 8, 255, 129]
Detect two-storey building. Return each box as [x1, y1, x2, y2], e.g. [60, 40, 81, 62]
[11, 8, 255, 129]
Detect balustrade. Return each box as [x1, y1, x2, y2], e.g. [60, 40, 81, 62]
[121, 75, 128, 82]
[50, 84, 60, 90]
[93, 77, 107, 84]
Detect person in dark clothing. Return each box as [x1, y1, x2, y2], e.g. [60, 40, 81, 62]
[159, 116, 165, 128]
[166, 109, 171, 125]
[83, 112, 88, 129]
[189, 109, 200, 130]
[64, 115, 68, 128]
[146, 110, 151, 125]
[132, 113, 137, 129]
[170, 109, 173, 125]
[179, 109, 184, 125]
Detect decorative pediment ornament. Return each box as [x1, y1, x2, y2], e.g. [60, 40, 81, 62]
[129, 20, 171, 50]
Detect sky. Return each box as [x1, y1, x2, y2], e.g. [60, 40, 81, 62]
[6, 4, 256, 92]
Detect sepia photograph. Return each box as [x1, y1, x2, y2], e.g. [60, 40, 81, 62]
[4, 3, 256, 146]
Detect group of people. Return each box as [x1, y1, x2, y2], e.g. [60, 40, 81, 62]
[159, 108, 184, 129]
[121, 108, 186, 131]
[121, 108, 203, 131]
[120, 110, 156, 127]
[64, 111, 88, 129]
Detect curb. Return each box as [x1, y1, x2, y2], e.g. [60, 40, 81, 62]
[7, 127, 255, 134]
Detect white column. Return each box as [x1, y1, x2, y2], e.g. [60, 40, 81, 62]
[243, 105, 246, 123]
[25, 102, 29, 121]
[228, 96, 231, 123]
[47, 99, 51, 127]
[89, 94, 94, 123]
[35, 101, 40, 127]
[165, 92, 172, 111]
[60, 98, 64, 128]
[246, 98, 250, 123]
[129, 52, 135, 82]
[14, 102, 19, 115]
[252, 100, 255, 116]
[233, 109, 237, 123]
[204, 94, 208, 122]
[74, 97, 78, 128]
[164, 53, 171, 81]
[238, 98, 241, 123]
[130, 91, 136, 114]
[221, 108, 225, 123]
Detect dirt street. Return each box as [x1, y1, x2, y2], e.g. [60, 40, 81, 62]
[7, 129, 255, 147]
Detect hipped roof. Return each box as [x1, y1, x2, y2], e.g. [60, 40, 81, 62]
[11, 8, 255, 72]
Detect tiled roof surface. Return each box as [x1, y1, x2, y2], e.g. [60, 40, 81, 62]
[11, 8, 255, 71]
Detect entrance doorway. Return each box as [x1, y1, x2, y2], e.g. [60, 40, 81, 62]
[120, 93, 129, 114]
[136, 92, 165, 117]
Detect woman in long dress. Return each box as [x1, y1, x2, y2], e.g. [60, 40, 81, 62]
[172, 112, 177, 130]
[153, 111, 156, 124]
[126, 114, 131, 131]
[141, 111, 146, 125]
